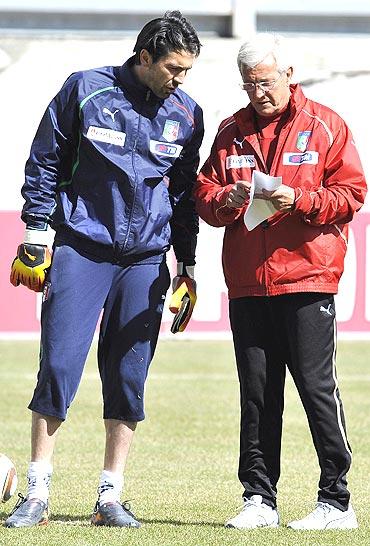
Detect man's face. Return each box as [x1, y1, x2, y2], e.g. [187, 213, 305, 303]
[140, 49, 196, 99]
[240, 55, 292, 117]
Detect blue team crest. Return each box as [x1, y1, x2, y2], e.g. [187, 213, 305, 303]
[296, 131, 311, 152]
[162, 119, 180, 142]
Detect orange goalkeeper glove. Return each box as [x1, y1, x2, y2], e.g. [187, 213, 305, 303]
[169, 263, 197, 333]
[10, 242, 51, 292]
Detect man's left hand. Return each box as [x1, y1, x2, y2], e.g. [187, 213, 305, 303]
[169, 264, 197, 333]
[260, 185, 295, 212]
[10, 243, 51, 292]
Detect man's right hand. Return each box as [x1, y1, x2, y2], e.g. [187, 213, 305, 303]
[226, 181, 251, 208]
[10, 243, 51, 292]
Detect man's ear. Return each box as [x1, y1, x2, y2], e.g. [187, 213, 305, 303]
[139, 49, 152, 68]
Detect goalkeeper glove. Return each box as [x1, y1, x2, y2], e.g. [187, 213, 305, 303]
[169, 263, 197, 333]
[10, 230, 51, 292]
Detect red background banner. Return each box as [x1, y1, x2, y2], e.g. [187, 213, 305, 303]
[1, 211, 369, 336]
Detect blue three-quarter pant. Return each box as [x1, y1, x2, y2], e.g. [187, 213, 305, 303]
[229, 293, 352, 511]
[29, 244, 170, 422]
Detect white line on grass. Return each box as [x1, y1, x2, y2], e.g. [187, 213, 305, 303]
[2, 372, 370, 381]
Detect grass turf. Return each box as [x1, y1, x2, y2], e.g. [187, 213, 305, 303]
[0, 339, 369, 546]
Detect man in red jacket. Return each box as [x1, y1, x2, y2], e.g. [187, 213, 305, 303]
[194, 32, 367, 531]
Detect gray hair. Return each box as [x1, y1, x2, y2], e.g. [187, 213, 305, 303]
[237, 33, 292, 73]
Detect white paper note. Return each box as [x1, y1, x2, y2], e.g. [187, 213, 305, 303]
[243, 171, 282, 231]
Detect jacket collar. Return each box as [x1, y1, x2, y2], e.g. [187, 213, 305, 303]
[234, 84, 307, 135]
[117, 56, 163, 105]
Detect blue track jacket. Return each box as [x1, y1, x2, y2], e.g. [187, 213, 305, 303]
[21, 57, 204, 265]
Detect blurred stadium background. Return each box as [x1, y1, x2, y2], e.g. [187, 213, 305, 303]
[1, 0, 370, 339]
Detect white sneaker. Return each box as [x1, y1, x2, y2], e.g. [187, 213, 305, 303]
[287, 502, 358, 530]
[225, 495, 279, 529]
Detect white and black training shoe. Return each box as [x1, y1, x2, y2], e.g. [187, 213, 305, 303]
[287, 501, 358, 530]
[225, 494, 279, 529]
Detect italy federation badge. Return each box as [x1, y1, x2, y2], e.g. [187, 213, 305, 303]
[296, 130, 311, 152]
[162, 119, 180, 142]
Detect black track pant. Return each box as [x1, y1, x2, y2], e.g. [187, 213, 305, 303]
[229, 293, 352, 511]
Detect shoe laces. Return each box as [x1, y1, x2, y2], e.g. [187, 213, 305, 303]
[95, 499, 133, 513]
[122, 500, 132, 512]
[9, 493, 26, 516]
[228, 497, 254, 517]
[122, 500, 137, 518]
[308, 502, 333, 520]
[241, 496, 264, 510]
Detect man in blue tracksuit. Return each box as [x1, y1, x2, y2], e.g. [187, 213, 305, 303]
[6, 10, 203, 528]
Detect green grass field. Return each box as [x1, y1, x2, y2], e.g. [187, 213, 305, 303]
[0, 339, 369, 546]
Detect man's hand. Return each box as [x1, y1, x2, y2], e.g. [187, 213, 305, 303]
[169, 263, 197, 333]
[10, 243, 51, 292]
[226, 181, 251, 208]
[260, 185, 295, 212]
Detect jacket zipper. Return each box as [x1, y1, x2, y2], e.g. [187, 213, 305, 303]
[248, 137, 270, 294]
[121, 111, 145, 255]
[259, 121, 293, 294]
[121, 90, 152, 254]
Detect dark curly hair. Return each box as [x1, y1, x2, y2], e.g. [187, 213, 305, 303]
[133, 10, 201, 64]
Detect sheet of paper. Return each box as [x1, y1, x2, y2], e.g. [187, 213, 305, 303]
[243, 171, 282, 231]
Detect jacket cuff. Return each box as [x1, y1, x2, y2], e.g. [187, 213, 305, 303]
[293, 187, 311, 214]
[215, 186, 243, 223]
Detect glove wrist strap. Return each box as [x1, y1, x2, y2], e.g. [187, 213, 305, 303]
[176, 262, 195, 279]
[24, 228, 50, 246]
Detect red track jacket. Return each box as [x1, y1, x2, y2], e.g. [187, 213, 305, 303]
[194, 84, 367, 298]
